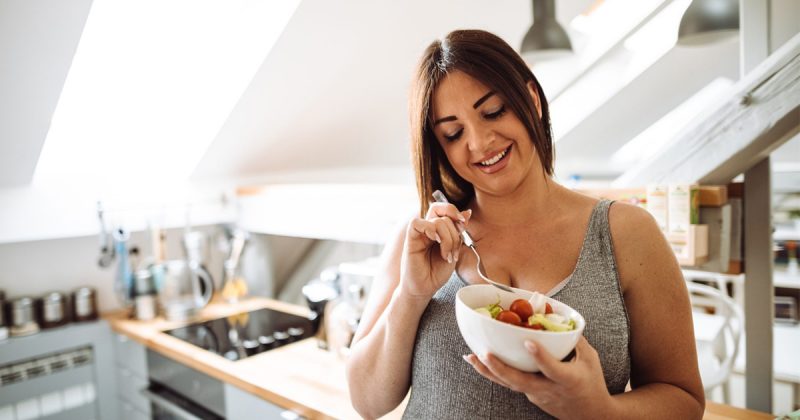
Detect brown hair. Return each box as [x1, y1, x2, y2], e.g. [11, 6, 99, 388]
[409, 29, 554, 217]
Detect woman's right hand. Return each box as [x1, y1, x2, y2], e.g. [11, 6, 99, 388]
[400, 202, 472, 300]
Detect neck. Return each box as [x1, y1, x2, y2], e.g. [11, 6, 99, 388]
[470, 174, 566, 228]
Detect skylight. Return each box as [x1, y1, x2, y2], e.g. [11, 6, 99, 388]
[33, 0, 301, 189]
[611, 77, 734, 164]
[548, 0, 691, 141]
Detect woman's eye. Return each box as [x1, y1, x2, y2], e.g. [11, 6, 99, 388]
[484, 105, 506, 120]
[444, 129, 463, 142]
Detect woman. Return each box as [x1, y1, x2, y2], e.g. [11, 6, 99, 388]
[346, 29, 704, 419]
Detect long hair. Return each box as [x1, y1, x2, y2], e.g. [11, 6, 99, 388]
[409, 29, 554, 217]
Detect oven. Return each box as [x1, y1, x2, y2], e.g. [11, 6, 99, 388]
[143, 350, 225, 420]
[141, 307, 315, 419]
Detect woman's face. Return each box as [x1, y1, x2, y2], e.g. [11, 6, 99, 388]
[430, 70, 542, 197]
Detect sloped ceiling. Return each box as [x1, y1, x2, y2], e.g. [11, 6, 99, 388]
[1, 0, 796, 189]
[0, 0, 93, 187]
[190, 0, 594, 180]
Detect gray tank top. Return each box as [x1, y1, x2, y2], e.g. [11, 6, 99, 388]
[403, 200, 630, 419]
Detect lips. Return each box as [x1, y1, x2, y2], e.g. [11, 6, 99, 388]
[473, 145, 512, 174]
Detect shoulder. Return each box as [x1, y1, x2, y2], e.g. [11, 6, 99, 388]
[607, 201, 678, 292]
[607, 201, 660, 243]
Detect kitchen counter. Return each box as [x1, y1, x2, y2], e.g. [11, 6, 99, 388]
[105, 297, 774, 420]
[105, 297, 406, 420]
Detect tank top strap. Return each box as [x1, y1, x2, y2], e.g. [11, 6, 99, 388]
[568, 199, 618, 288]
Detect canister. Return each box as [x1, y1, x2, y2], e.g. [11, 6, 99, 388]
[72, 287, 98, 322]
[10, 297, 40, 336]
[41, 292, 69, 328]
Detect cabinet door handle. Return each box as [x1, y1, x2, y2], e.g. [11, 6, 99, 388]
[140, 388, 204, 420]
[280, 410, 307, 420]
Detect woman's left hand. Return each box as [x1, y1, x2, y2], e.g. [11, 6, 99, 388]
[464, 336, 615, 418]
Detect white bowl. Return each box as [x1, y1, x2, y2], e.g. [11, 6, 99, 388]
[455, 284, 585, 372]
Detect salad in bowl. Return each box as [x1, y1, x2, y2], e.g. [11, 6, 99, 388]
[455, 284, 585, 372]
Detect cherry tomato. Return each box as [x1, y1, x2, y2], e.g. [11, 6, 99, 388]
[545, 302, 553, 315]
[496, 310, 522, 326]
[509, 299, 533, 320]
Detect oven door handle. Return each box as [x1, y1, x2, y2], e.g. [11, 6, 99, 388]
[140, 387, 206, 420]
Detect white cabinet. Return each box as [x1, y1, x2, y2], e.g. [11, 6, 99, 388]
[224, 384, 306, 420]
[0, 321, 118, 420]
[113, 333, 150, 419]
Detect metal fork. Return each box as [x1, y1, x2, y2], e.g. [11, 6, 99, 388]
[432, 190, 513, 293]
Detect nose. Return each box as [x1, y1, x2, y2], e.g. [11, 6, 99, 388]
[466, 122, 497, 154]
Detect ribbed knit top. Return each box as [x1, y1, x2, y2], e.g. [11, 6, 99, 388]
[403, 200, 630, 419]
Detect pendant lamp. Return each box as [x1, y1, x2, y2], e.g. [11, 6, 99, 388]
[678, 0, 739, 46]
[520, 0, 573, 63]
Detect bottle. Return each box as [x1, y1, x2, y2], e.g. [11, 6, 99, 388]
[302, 276, 339, 349]
[325, 282, 366, 359]
[221, 260, 248, 304]
[134, 270, 157, 321]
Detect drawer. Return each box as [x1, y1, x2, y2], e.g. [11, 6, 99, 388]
[113, 333, 148, 377]
[120, 399, 151, 420]
[225, 384, 306, 420]
[116, 367, 150, 415]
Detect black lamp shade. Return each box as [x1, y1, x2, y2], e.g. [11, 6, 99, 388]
[520, 0, 573, 62]
[678, 0, 739, 46]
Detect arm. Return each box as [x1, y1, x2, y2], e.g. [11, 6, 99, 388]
[605, 202, 705, 418]
[464, 203, 705, 419]
[346, 205, 470, 419]
[345, 224, 429, 419]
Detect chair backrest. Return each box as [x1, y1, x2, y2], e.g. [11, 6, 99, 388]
[686, 281, 743, 391]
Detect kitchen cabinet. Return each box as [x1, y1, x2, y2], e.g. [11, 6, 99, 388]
[113, 333, 310, 420]
[0, 321, 118, 420]
[113, 333, 150, 419]
[225, 383, 305, 420]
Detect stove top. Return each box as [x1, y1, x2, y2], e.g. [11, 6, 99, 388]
[164, 307, 315, 361]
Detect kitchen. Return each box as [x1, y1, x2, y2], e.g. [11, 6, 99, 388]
[1, 0, 799, 419]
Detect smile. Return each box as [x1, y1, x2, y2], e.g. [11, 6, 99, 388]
[477, 146, 511, 167]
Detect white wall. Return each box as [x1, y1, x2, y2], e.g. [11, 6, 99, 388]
[0, 225, 384, 314]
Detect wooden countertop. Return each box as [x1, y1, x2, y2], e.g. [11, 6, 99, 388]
[105, 296, 405, 420]
[105, 297, 775, 420]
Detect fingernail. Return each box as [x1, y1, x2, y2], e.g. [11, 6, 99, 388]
[435, 233, 441, 243]
[454, 252, 459, 262]
[465, 209, 473, 218]
[458, 213, 466, 222]
[447, 253, 453, 264]
[462, 355, 471, 363]
[525, 341, 538, 354]
[456, 222, 465, 233]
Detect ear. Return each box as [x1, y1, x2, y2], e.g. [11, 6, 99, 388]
[527, 81, 543, 120]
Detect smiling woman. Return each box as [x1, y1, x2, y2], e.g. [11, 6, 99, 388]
[346, 29, 705, 420]
[409, 29, 554, 213]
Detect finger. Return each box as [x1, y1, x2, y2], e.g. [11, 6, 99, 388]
[434, 216, 461, 260]
[479, 352, 551, 394]
[432, 218, 459, 263]
[461, 209, 473, 225]
[573, 335, 597, 364]
[409, 218, 441, 245]
[524, 340, 572, 383]
[463, 354, 512, 388]
[426, 202, 466, 224]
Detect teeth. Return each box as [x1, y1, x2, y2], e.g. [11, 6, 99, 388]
[479, 148, 508, 166]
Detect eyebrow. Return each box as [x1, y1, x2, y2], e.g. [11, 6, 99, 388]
[472, 91, 495, 109]
[432, 91, 496, 126]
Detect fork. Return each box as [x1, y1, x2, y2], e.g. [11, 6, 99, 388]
[432, 190, 514, 293]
